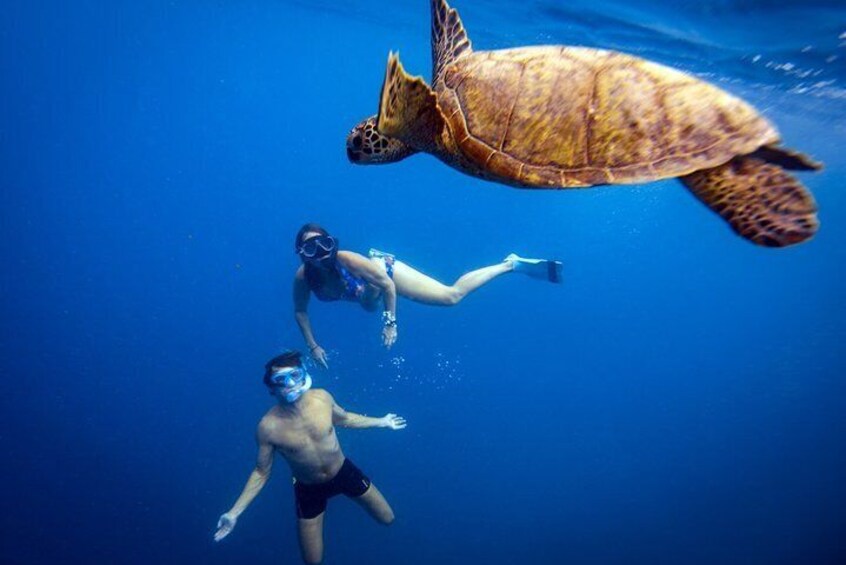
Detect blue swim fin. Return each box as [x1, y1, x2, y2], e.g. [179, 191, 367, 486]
[505, 253, 563, 283]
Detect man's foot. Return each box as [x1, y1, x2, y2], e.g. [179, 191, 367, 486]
[504, 253, 563, 283]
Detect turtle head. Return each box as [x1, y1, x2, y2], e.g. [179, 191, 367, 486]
[346, 116, 417, 165]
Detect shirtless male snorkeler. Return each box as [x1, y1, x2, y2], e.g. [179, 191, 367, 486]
[214, 350, 406, 564]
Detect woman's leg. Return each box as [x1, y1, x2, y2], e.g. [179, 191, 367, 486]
[390, 259, 513, 306]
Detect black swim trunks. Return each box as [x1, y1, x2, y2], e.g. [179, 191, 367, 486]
[293, 458, 372, 519]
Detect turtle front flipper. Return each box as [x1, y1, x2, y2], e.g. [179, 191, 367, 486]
[431, 0, 473, 84]
[377, 51, 445, 152]
[681, 156, 819, 247]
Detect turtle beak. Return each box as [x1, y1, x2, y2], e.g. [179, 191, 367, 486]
[347, 147, 361, 163]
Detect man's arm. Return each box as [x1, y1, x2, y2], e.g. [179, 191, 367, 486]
[214, 425, 275, 542]
[331, 396, 406, 430]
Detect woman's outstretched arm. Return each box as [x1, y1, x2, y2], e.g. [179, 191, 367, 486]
[293, 267, 329, 367]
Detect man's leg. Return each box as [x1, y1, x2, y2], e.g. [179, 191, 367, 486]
[297, 513, 325, 564]
[351, 483, 395, 525]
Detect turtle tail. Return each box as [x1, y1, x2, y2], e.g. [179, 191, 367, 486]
[748, 145, 823, 171]
[680, 154, 819, 247]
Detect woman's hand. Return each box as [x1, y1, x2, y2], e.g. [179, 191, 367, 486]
[382, 325, 398, 349]
[310, 345, 329, 368]
[214, 512, 237, 542]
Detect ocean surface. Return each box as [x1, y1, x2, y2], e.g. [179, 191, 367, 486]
[2, 1, 845, 563]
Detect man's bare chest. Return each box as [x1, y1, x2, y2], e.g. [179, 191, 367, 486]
[273, 414, 336, 455]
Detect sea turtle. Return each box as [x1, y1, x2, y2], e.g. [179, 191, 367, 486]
[346, 0, 822, 247]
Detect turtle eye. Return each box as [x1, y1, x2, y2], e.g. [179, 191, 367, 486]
[353, 135, 362, 148]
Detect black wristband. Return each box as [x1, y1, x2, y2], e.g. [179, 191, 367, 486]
[382, 311, 397, 327]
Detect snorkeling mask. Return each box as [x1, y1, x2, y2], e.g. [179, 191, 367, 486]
[297, 235, 337, 261]
[269, 365, 313, 403]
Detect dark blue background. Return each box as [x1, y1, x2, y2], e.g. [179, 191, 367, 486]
[2, 1, 845, 563]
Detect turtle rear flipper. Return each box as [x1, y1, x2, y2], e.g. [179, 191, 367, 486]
[681, 156, 818, 247]
[378, 52, 445, 151]
[431, 0, 473, 84]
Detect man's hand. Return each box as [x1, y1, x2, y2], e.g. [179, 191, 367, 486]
[214, 512, 237, 542]
[310, 345, 329, 369]
[381, 413, 407, 430]
[382, 325, 398, 348]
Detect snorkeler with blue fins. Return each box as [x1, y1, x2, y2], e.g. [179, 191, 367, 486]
[293, 223, 562, 368]
[214, 350, 405, 564]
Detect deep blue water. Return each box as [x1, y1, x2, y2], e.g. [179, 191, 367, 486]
[2, 1, 845, 563]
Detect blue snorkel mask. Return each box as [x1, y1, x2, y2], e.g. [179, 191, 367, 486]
[269, 364, 313, 403]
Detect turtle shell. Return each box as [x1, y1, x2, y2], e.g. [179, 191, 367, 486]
[436, 46, 780, 188]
